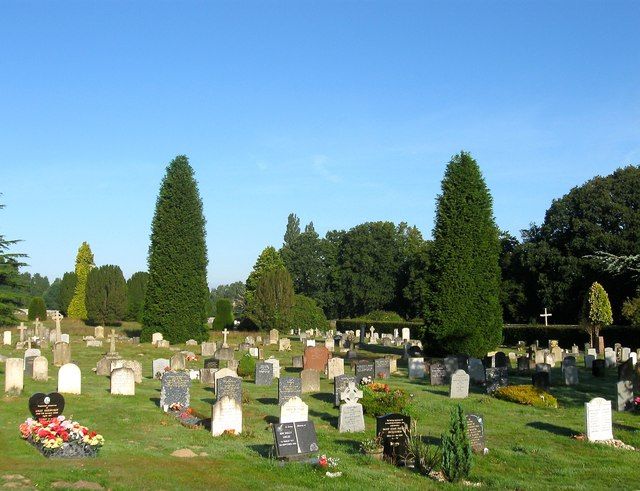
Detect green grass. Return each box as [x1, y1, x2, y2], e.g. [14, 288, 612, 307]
[1, 318, 639, 490]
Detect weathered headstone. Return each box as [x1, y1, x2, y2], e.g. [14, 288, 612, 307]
[292, 355, 303, 368]
[170, 353, 186, 370]
[152, 358, 170, 379]
[3, 330, 11, 346]
[278, 377, 302, 405]
[466, 414, 486, 453]
[57, 363, 81, 395]
[152, 332, 163, 345]
[214, 347, 235, 362]
[269, 329, 279, 345]
[585, 354, 595, 369]
[279, 338, 291, 351]
[301, 369, 320, 393]
[160, 371, 191, 411]
[408, 358, 426, 379]
[327, 357, 344, 380]
[211, 396, 243, 436]
[201, 342, 216, 357]
[374, 358, 391, 379]
[111, 359, 142, 383]
[53, 342, 70, 367]
[111, 367, 135, 395]
[32, 356, 48, 381]
[564, 366, 579, 385]
[449, 369, 470, 399]
[585, 397, 613, 441]
[429, 362, 447, 386]
[401, 328, 410, 341]
[200, 368, 217, 386]
[94, 326, 104, 339]
[279, 396, 308, 424]
[255, 362, 274, 386]
[339, 382, 365, 433]
[376, 413, 411, 464]
[216, 375, 242, 405]
[4, 358, 23, 394]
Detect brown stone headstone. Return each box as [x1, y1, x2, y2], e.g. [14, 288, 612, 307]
[303, 346, 331, 372]
[598, 336, 605, 354]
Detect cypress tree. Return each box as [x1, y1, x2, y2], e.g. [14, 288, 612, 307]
[426, 152, 502, 357]
[212, 298, 234, 331]
[28, 296, 47, 321]
[0, 201, 26, 326]
[584, 281, 613, 345]
[245, 246, 285, 307]
[126, 271, 149, 322]
[67, 242, 95, 319]
[249, 266, 294, 332]
[441, 405, 472, 482]
[141, 155, 209, 343]
[58, 272, 77, 315]
[86, 265, 127, 325]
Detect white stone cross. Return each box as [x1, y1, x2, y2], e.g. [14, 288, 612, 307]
[17, 323, 27, 342]
[109, 329, 117, 353]
[539, 308, 552, 326]
[52, 311, 63, 342]
[369, 326, 375, 338]
[222, 328, 229, 348]
[340, 381, 363, 405]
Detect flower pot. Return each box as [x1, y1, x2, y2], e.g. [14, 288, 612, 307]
[366, 447, 385, 461]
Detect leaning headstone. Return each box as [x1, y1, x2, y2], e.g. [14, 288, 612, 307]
[301, 369, 320, 393]
[327, 357, 344, 380]
[585, 397, 613, 441]
[160, 371, 191, 411]
[211, 396, 243, 436]
[32, 356, 48, 381]
[4, 358, 23, 394]
[255, 362, 274, 386]
[339, 382, 365, 433]
[269, 329, 279, 345]
[57, 363, 81, 395]
[278, 377, 302, 405]
[110, 367, 135, 395]
[334, 374, 356, 407]
[216, 376, 242, 405]
[564, 366, 579, 385]
[449, 369, 470, 399]
[280, 396, 308, 424]
[408, 358, 426, 379]
[376, 413, 411, 465]
[617, 359, 634, 411]
[429, 362, 447, 386]
[152, 358, 170, 379]
[201, 342, 216, 357]
[466, 414, 487, 453]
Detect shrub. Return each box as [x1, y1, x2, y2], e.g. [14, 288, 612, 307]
[213, 299, 234, 331]
[622, 297, 640, 327]
[237, 353, 256, 379]
[290, 294, 328, 332]
[361, 383, 409, 417]
[86, 265, 127, 325]
[441, 405, 472, 482]
[357, 310, 404, 322]
[27, 296, 47, 321]
[407, 434, 441, 476]
[67, 242, 94, 319]
[493, 385, 558, 409]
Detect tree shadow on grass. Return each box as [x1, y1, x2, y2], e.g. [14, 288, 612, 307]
[309, 409, 338, 428]
[310, 392, 334, 404]
[335, 439, 362, 452]
[201, 398, 216, 405]
[249, 444, 273, 458]
[149, 397, 160, 408]
[422, 388, 449, 398]
[257, 397, 278, 405]
[526, 421, 576, 437]
[263, 415, 278, 425]
[283, 367, 302, 374]
[613, 422, 638, 432]
[123, 328, 142, 338]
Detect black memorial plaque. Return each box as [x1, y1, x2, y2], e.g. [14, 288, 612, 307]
[29, 392, 65, 419]
[376, 413, 411, 465]
[273, 421, 319, 460]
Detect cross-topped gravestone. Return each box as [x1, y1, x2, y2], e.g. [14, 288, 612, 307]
[17, 323, 27, 342]
[222, 328, 229, 348]
[109, 329, 118, 354]
[539, 308, 552, 326]
[340, 381, 363, 405]
[52, 311, 63, 342]
[339, 382, 365, 433]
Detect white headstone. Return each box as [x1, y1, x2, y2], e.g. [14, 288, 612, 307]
[265, 358, 281, 378]
[94, 326, 104, 339]
[60, 333, 70, 344]
[201, 341, 217, 357]
[58, 363, 82, 395]
[401, 328, 410, 341]
[408, 357, 426, 379]
[338, 382, 365, 433]
[585, 397, 613, 442]
[449, 369, 470, 399]
[3, 330, 11, 346]
[279, 396, 308, 424]
[32, 356, 49, 381]
[111, 367, 135, 395]
[4, 358, 23, 394]
[305, 339, 316, 347]
[152, 332, 163, 344]
[279, 338, 291, 351]
[324, 338, 335, 351]
[152, 358, 170, 379]
[327, 357, 344, 380]
[211, 396, 242, 436]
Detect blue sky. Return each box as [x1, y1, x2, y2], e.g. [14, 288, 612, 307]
[1, 1, 638, 286]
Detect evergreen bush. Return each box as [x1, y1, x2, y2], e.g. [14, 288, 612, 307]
[212, 299, 234, 331]
[86, 265, 127, 325]
[290, 294, 328, 332]
[237, 353, 256, 379]
[441, 405, 472, 482]
[27, 296, 47, 321]
[67, 242, 94, 319]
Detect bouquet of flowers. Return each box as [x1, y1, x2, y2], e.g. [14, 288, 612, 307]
[317, 454, 341, 478]
[19, 416, 104, 458]
[359, 376, 373, 386]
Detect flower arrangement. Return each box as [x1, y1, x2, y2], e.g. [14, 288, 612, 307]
[361, 383, 409, 417]
[317, 454, 341, 477]
[185, 354, 198, 362]
[634, 396, 640, 411]
[360, 436, 384, 454]
[359, 376, 373, 386]
[19, 416, 104, 458]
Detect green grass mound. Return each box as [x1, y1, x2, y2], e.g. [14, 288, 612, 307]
[493, 385, 558, 409]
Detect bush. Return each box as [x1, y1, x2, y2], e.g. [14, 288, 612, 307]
[28, 297, 47, 321]
[237, 353, 256, 379]
[213, 299, 234, 331]
[622, 297, 640, 328]
[86, 265, 127, 325]
[493, 385, 558, 409]
[407, 434, 441, 476]
[441, 405, 472, 483]
[336, 319, 423, 336]
[290, 294, 328, 332]
[361, 383, 409, 417]
[357, 310, 404, 322]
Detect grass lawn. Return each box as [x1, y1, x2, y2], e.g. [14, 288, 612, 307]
[1, 318, 639, 490]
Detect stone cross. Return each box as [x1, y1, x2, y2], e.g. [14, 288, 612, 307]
[52, 311, 64, 342]
[340, 381, 363, 405]
[17, 323, 27, 342]
[109, 329, 117, 353]
[539, 308, 552, 326]
[369, 326, 375, 339]
[222, 328, 229, 348]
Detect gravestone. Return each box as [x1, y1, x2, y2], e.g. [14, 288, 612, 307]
[152, 332, 163, 344]
[60, 334, 70, 344]
[152, 358, 170, 379]
[211, 396, 243, 436]
[111, 359, 142, 383]
[374, 358, 391, 379]
[292, 355, 303, 368]
[449, 369, 470, 399]
[24, 356, 38, 378]
[255, 362, 274, 386]
[278, 377, 302, 405]
[494, 352, 508, 368]
[468, 358, 485, 384]
[597, 336, 605, 354]
[301, 369, 320, 393]
[387, 356, 398, 373]
[327, 357, 344, 380]
[269, 329, 279, 345]
[249, 347, 259, 358]
[407, 345, 423, 358]
[213, 368, 239, 392]
[551, 346, 563, 365]
[200, 368, 217, 386]
[160, 371, 191, 411]
[376, 413, 411, 465]
[536, 363, 551, 374]
[53, 342, 70, 367]
[3, 330, 11, 346]
[303, 346, 330, 372]
[617, 359, 634, 411]
[273, 421, 319, 460]
[214, 347, 235, 362]
[466, 414, 486, 453]
[401, 328, 410, 341]
[621, 347, 630, 362]
[346, 350, 358, 360]
[57, 363, 81, 395]
[532, 371, 550, 390]
[604, 350, 616, 368]
[279, 338, 291, 351]
[355, 359, 375, 383]
[585, 354, 595, 369]
[216, 376, 242, 405]
[94, 326, 104, 339]
[265, 358, 281, 378]
[408, 358, 426, 379]
[32, 356, 48, 381]
[517, 356, 529, 373]
[429, 362, 447, 386]
[110, 367, 135, 395]
[86, 340, 103, 348]
[562, 356, 577, 372]
[564, 365, 579, 385]
[280, 396, 308, 424]
[156, 339, 170, 348]
[201, 342, 216, 357]
[4, 358, 23, 394]
[170, 353, 186, 370]
[186, 339, 198, 346]
[485, 367, 508, 393]
[29, 392, 64, 418]
[324, 337, 335, 351]
[585, 398, 613, 441]
[339, 382, 365, 433]
[204, 358, 220, 369]
[592, 359, 606, 377]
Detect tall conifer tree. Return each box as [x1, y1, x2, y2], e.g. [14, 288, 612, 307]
[126, 271, 149, 322]
[142, 156, 209, 343]
[426, 152, 502, 357]
[67, 242, 94, 319]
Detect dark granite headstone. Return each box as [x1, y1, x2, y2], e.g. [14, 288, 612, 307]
[355, 360, 375, 382]
[485, 367, 508, 393]
[273, 421, 319, 460]
[160, 371, 191, 411]
[532, 371, 550, 390]
[376, 413, 411, 465]
[374, 358, 391, 379]
[359, 326, 366, 345]
[29, 392, 64, 419]
[204, 358, 220, 369]
[346, 350, 358, 360]
[517, 356, 529, 373]
[562, 356, 577, 370]
[494, 352, 508, 368]
[278, 377, 302, 405]
[255, 362, 274, 386]
[466, 414, 486, 453]
[482, 355, 495, 368]
[333, 375, 356, 407]
[216, 376, 242, 405]
[592, 359, 606, 377]
[429, 362, 447, 386]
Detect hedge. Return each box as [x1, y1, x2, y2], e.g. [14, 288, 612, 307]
[503, 324, 640, 349]
[335, 319, 424, 336]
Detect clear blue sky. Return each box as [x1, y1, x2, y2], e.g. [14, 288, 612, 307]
[1, 1, 638, 287]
